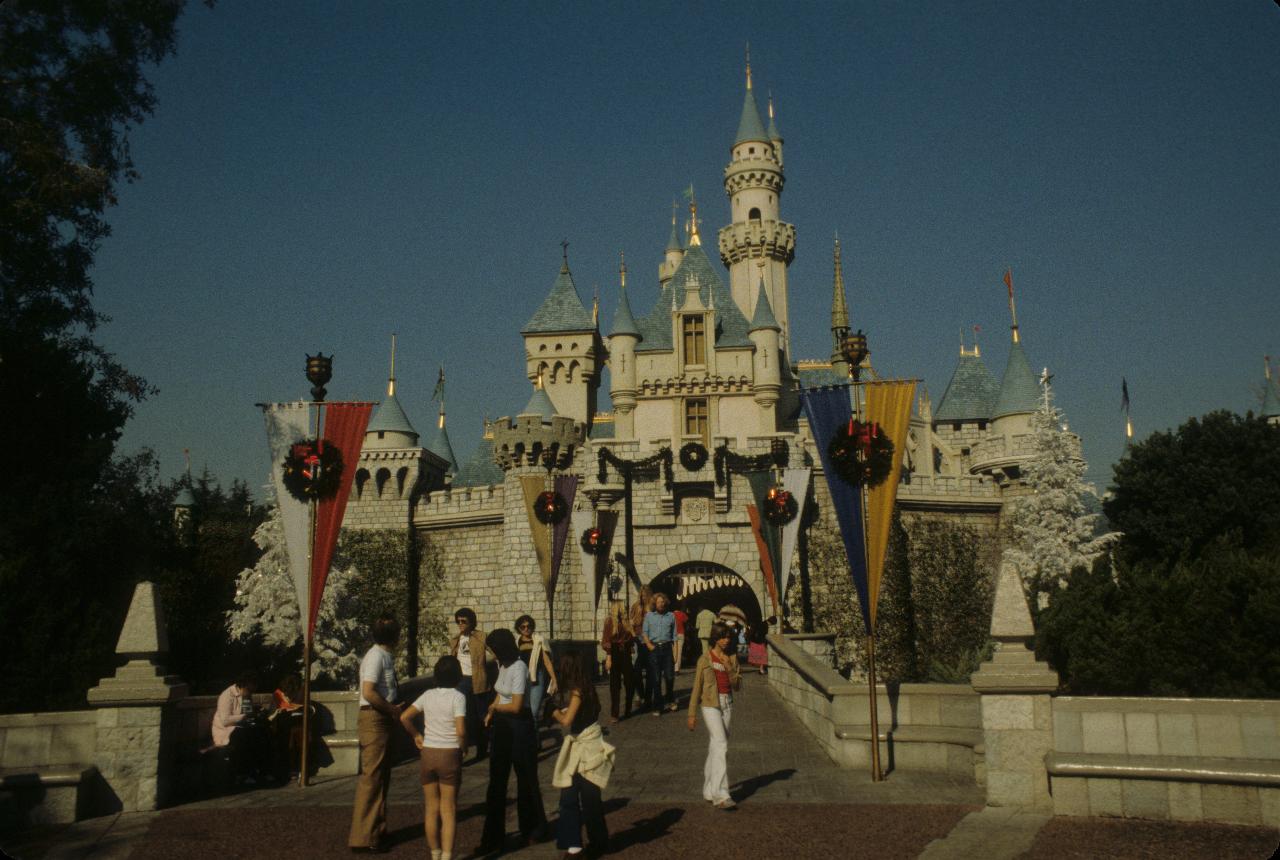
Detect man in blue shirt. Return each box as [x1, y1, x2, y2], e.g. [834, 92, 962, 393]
[642, 592, 678, 714]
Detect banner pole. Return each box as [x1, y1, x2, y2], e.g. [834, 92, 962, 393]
[867, 630, 883, 781]
[300, 494, 315, 788]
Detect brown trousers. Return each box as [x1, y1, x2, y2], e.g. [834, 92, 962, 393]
[348, 708, 395, 848]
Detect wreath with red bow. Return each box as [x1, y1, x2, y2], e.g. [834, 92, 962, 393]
[533, 491, 569, 525]
[282, 440, 344, 502]
[763, 486, 798, 525]
[828, 420, 893, 488]
[580, 526, 605, 554]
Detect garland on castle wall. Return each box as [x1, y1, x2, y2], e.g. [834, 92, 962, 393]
[282, 440, 344, 501]
[829, 420, 893, 488]
[596, 446, 674, 489]
[712, 439, 789, 487]
[679, 442, 708, 472]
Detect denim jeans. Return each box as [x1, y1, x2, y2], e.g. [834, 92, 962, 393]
[482, 712, 547, 845]
[556, 773, 608, 851]
[527, 664, 548, 723]
[646, 642, 675, 710]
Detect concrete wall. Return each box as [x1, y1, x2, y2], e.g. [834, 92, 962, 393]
[1048, 696, 1280, 827]
[0, 711, 97, 772]
[766, 634, 984, 781]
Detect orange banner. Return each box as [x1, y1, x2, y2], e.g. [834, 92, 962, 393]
[746, 504, 781, 619]
[519, 475, 553, 589]
[864, 380, 916, 629]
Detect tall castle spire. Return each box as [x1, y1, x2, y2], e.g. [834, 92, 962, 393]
[831, 235, 850, 351]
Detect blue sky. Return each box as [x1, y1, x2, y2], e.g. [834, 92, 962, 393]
[95, 1, 1280, 492]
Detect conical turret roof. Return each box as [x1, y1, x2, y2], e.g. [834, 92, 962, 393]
[735, 86, 769, 145]
[992, 339, 1040, 418]
[1262, 374, 1280, 418]
[749, 279, 780, 332]
[454, 435, 503, 487]
[522, 262, 595, 334]
[665, 215, 683, 253]
[610, 286, 641, 339]
[367, 391, 417, 436]
[427, 422, 458, 475]
[521, 387, 558, 421]
[935, 351, 1001, 421]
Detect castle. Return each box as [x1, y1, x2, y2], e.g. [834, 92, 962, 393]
[340, 67, 1064, 650]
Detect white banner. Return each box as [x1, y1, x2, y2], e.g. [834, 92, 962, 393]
[778, 467, 812, 610]
[571, 507, 596, 613]
[263, 401, 312, 632]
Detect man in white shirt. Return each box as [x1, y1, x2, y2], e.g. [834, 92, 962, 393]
[348, 614, 403, 853]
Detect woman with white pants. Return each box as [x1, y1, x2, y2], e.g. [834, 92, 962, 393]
[687, 622, 742, 809]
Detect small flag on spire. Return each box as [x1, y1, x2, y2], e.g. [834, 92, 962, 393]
[1004, 268, 1013, 299]
[432, 366, 445, 402]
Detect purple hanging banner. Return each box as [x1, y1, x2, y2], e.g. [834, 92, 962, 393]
[549, 474, 578, 602]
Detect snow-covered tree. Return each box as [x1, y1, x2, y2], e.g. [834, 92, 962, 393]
[227, 503, 362, 685]
[1002, 379, 1115, 607]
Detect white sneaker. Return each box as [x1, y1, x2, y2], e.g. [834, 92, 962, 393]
[714, 797, 737, 809]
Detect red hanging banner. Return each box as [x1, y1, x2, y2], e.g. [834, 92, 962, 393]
[309, 402, 373, 639]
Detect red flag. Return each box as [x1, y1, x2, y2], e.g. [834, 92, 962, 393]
[309, 402, 373, 639]
[746, 505, 781, 618]
[1003, 268, 1013, 298]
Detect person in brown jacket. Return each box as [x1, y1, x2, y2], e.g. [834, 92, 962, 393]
[450, 607, 491, 762]
[600, 600, 635, 723]
[627, 586, 653, 709]
[686, 621, 741, 809]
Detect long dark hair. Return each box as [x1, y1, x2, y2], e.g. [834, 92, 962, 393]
[487, 627, 519, 667]
[556, 652, 600, 724]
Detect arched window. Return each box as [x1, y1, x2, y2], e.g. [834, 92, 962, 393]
[355, 468, 370, 499]
[375, 468, 391, 498]
[748, 207, 761, 222]
[396, 466, 409, 498]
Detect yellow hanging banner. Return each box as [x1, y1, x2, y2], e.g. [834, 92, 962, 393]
[519, 474, 553, 589]
[864, 380, 917, 629]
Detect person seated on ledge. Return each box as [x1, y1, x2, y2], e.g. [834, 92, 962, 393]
[268, 675, 316, 780]
[213, 671, 271, 786]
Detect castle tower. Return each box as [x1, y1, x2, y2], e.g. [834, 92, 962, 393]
[365, 334, 419, 450]
[608, 254, 641, 439]
[748, 276, 782, 433]
[521, 246, 604, 428]
[718, 54, 795, 345]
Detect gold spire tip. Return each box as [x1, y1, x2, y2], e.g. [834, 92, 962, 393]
[745, 42, 752, 89]
[387, 333, 397, 396]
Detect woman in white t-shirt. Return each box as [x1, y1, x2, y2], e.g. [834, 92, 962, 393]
[400, 655, 467, 860]
[478, 628, 548, 851]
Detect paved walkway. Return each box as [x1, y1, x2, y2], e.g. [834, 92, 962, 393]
[4, 672, 1275, 858]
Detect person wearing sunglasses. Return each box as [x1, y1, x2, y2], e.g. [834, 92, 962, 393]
[449, 607, 491, 763]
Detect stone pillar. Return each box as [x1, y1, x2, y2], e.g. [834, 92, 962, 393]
[970, 562, 1059, 812]
[87, 581, 188, 812]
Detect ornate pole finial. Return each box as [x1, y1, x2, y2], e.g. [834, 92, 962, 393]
[746, 42, 752, 90]
[1005, 267, 1020, 343]
[434, 365, 446, 429]
[619, 250, 627, 289]
[560, 239, 570, 272]
[767, 89, 774, 119]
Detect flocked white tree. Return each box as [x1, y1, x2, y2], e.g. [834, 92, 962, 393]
[227, 501, 362, 685]
[1001, 374, 1115, 606]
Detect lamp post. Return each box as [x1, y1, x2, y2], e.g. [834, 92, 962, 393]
[840, 331, 883, 781]
[299, 353, 331, 787]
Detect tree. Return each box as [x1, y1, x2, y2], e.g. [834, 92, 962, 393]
[1, 1, 192, 711]
[1001, 382, 1111, 606]
[227, 505, 363, 687]
[1105, 411, 1280, 564]
[907, 518, 995, 682]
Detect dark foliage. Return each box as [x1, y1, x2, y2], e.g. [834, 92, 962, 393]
[0, 1, 192, 711]
[1105, 411, 1280, 564]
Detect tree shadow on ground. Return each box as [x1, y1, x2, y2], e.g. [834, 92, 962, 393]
[602, 802, 684, 853]
[731, 767, 796, 802]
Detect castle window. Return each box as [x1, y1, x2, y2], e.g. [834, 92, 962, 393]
[748, 146, 755, 154]
[685, 398, 709, 445]
[749, 207, 761, 222]
[682, 315, 706, 365]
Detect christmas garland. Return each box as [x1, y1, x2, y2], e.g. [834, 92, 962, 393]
[282, 440, 343, 502]
[763, 486, 798, 525]
[828, 420, 893, 488]
[580, 526, 605, 555]
[712, 440, 789, 487]
[533, 490, 569, 525]
[596, 446, 674, 489]
[679, 441, 708, 472]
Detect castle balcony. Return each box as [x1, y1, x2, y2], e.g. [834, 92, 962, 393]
[718, 220, 796, 266]
[897, 472, 1001, 513]
[969, 433, 1037, 483]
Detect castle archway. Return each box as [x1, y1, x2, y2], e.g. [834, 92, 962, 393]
[649, 561, 762, 668]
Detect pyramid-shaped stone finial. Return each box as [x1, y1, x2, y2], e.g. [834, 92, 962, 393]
[88, 581, 186, 706]
[970, 561, 1058, 694]
[114, 580, 170, 658]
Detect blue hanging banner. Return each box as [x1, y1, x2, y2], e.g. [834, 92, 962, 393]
[800, 387, 871, 634]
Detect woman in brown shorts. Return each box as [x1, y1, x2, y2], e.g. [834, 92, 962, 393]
[401, 655, 467, 860]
